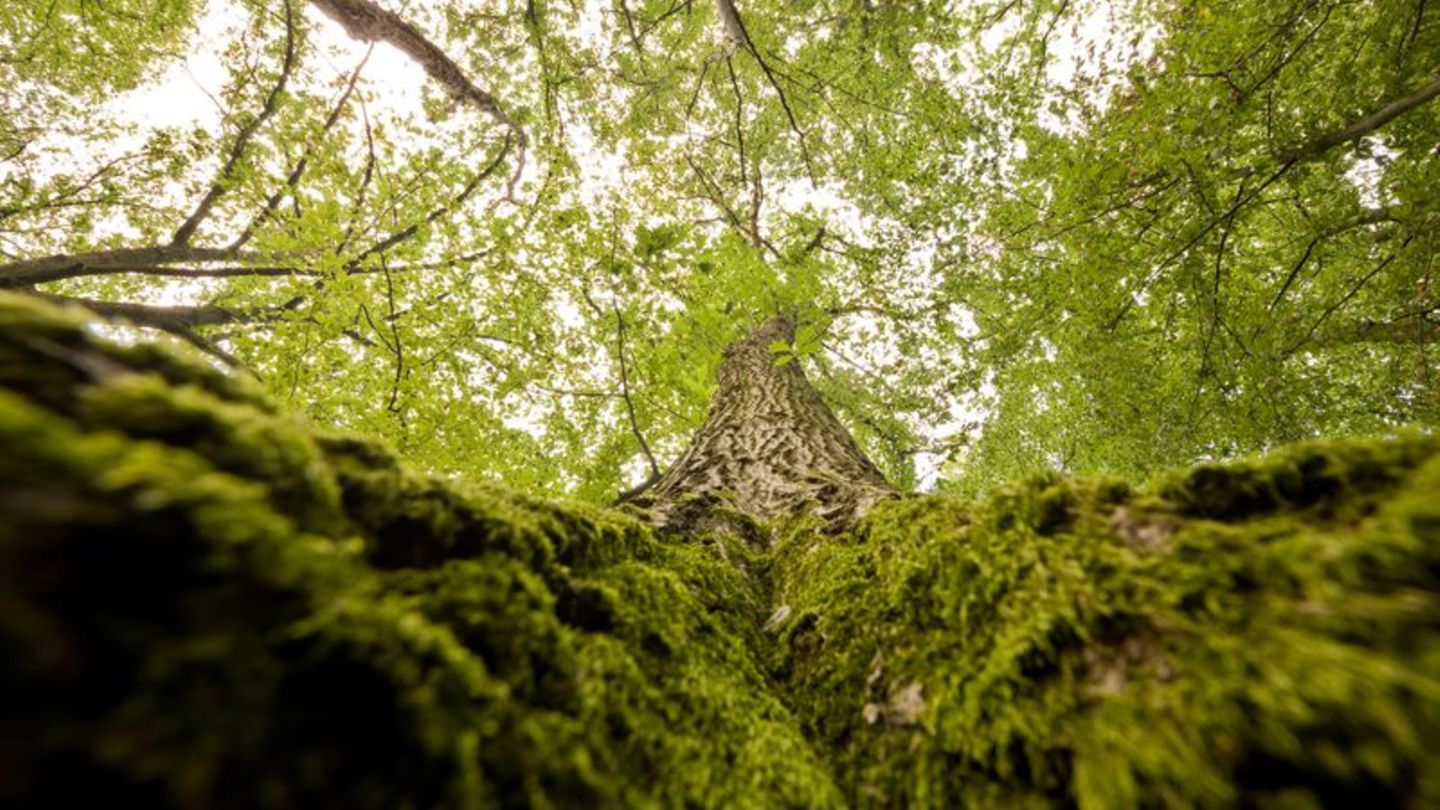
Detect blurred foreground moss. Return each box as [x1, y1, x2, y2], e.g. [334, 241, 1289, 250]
[1, 292, 1437, 808]
[0, 294, 837, 809]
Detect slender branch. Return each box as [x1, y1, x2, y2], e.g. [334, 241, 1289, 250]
[1242, 1, 1332, 102]
[231, 46, 374, 250]
[684, 153, 746, 233]
[169, 323, 251, 371]
[726, 57, 748, 187]
[530, 383, 623, 399]
[348, 134, 511, 266]
[1269, 235, 1321, 312]
[1108, 160, 1296, 331]
[1312, 314, 1440, 347]
[173, 0, 298, 247]
[1198, 181, 1244, 377]
[686, 59, 711, 118]
[1287, 236, 1416, 354]
[617, 0, 645, 55]
[337, 95, 379, 254]
[0, 151, 147, 223]
[1268, 208, 1396, 311]
[798, 226, 825, 258]
[748, 160, 764, 249]
[607, 271, 660, 478]
[1398, 0, 1428, 65]
[380, 259, 407, 421]
[713, 0, 816, 180]
[616, 470, 661, 503]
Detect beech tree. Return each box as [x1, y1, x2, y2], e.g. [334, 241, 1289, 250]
[1, 0, 1438, 807]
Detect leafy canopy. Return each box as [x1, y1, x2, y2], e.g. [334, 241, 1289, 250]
[1, 0, 1435, 499]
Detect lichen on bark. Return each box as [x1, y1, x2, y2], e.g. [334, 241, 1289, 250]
[2, 292, 1438, 808]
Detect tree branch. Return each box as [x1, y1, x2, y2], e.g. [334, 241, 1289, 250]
[1268, 207, 1397, 312]
[348, 134, 511, 266]
[712, 0, 816, 180]
[613, 303, 660, 480]
[1286, 235, 1416, 354]
[172, 0, 298, 247]
[231, 46, 374, 250]
[1282, 73, 1440, 162]
[308, 0, 528, 194]
[1108, 160, 1296, 331]
[0, 245, 262, 287]
[32, 292, 281, 330]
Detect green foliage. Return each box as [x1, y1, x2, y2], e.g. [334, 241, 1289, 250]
[3, 0, 1435, 496]
[0, 0, 196, 94]
[948, 0, 1440, 493]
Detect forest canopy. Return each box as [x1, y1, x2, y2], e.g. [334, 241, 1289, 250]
[2, 0, 1436, 498]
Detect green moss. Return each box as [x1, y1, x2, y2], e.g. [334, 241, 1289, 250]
[769, 434, 1440, 808]
[0, 293, 841, 809]
[2, 291, 1437, 808]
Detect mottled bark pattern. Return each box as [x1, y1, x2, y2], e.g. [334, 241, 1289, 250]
[635, 315, 895, 535]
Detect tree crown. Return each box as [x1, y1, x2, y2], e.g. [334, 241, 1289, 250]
[2, 0, 1435, 497]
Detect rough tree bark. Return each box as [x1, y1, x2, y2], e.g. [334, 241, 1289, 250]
[2, 292, 1438, 809]
[631, 314, 895, 536]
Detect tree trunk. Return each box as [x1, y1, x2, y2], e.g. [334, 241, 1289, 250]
[3, 292, 1439, 809]
[632, 314, 895, 536]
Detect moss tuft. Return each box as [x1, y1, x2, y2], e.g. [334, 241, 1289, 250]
[770, 434, 1440, 807]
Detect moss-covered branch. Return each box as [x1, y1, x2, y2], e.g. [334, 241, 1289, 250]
[0, 294, 837, 808]
[769, 440, 1440, 807]
[1, 292, 1437, 808]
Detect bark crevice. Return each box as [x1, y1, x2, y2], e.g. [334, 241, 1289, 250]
[631, 315, 896, 537]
